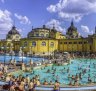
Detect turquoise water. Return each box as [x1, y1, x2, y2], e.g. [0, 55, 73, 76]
[14, 58, 96, 85]
[0, 55, 45, 63]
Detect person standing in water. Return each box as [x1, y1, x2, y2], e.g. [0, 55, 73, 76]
[29, 59, 33, 70]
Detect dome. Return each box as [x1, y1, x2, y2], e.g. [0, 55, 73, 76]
[67, 21, 77, 33]
[8, 26, 20, 35]
[51, 26, 57, 33]
[27, 25, 59, 39]
[6, 25, 21, 41]
[66, 21, 79, 38]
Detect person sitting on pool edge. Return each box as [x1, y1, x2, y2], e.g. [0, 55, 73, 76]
[21, 63, 25, 71]
[49, 81, 53, 85]
[28, 79, 34, 91]
[53, 80, 60, 91]
[69, 80, 73, 86]
[43, 80, 48, 85]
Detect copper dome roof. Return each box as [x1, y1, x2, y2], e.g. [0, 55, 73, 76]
[8, 26, 20, 35]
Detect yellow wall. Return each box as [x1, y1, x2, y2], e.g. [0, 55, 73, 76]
[93, 37, 96, 52]
[0, 36, 96, 53]
[20, 38, 58, 54]
[56, 32, 66, 39]
[58, 38, 94, 52]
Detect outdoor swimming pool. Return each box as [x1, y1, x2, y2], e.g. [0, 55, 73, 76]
[0, 55, 45, 63]
[13, 58, 96, 86]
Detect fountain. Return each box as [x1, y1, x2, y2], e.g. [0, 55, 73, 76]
[19, 47, 26, 59]
[19, 47, 23, 56]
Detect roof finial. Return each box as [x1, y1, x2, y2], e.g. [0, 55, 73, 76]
[32, 26, 33, 30]
[53, 23, 55, 29]
[71, 19, 74, 26]
[13, 19, 15, 27]
[43, 25, 46, 28]
[95, 26, 96, 34]
[12, 19, 16, 29]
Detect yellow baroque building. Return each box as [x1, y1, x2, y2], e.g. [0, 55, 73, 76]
[0, 22, 96, 55]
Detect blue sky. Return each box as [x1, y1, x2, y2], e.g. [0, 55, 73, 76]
[0, 0, 96, 39]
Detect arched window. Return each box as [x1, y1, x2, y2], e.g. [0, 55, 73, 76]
[7, 43, 11, 47]
[46, 34, 49, 37]
[32, 41, 36, 47]
[16, 36, 19, 38]
[41, 34, 44, 37]
[24, 41, 27, 46]
[36, 34, 39, 37]
[42, 41, 46, 46]
[50, 42, 54, 47]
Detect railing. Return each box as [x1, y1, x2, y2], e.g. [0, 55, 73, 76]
[35, 85, 96, 91]
[1, 81, 96, 91]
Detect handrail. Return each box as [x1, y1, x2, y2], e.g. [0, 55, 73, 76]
[35, 85, 96, 91]
[1, 82, 96, 91]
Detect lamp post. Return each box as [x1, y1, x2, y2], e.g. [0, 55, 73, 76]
[10, 46, 13, 60]
[30, 46, 32, 58]
[11, 50, 12, 60]
[52, 46, 54, 59]
[4, 46, 6, 66]
[68, 46, 70, 53]
[20, 46, 26, 63]
[1, 46, 6, 66]
[72, 46, 74, 53]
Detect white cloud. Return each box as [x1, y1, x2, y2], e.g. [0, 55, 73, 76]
[47, 5, 57, 13]
[46, 19, 66, 34]
[0, 9, 13, 34]
[47, 0, 96, 22]
[14, 13, 31, 25]
[81, 25, 93, 36]
[17, 28, 22, 33]
[59, 12, 83, 22]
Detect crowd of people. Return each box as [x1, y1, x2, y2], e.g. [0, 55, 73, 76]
[4, 74, 60, 91]
[0, 52, 96, 91]
[0, 61, 60, 91]
[0, 63, 8, 76]
[5, 74, 40, 91]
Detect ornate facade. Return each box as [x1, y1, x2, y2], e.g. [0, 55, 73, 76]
[27, 25, 65, 39]
[66, 21, 81, 39]
[0, 22, 96, 55]
[6, 26, 21, 41]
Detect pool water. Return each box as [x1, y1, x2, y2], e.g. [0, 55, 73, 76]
[14, 58, 96, 85]
[0, 55, 45, 63]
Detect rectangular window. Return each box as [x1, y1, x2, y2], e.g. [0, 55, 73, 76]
[60, 42, 62, 44]
[84, 42, 87, 44]
[74, 42, 77, 44]
[78, 42, 82, 44]
[64, 42, 67, 44]
[69, 42, 72, 44]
